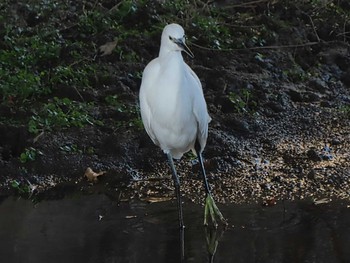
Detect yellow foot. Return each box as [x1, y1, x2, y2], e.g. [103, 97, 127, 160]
[205, 225, 225, 260]
[204, 194, 227, 228]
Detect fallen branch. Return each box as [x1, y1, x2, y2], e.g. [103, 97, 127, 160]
[191, 41, 320, 52]
[222, 0, 272, 9]
[132, 176, 171, 182]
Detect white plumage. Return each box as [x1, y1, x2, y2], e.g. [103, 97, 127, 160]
[139, 23, 211, 159]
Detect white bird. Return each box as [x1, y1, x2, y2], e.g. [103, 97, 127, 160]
[139, 23, 226, 228]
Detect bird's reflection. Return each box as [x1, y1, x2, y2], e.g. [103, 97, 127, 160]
[180, 227, 185, 262]
[205, 226, 226, 263]
[179, 224, 227, 262]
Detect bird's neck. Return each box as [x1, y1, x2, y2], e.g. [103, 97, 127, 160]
[159, 48, 182, 60]
[158, 51, 184, 81]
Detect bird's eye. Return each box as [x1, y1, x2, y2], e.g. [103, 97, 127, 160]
[169, 36, 173, 41]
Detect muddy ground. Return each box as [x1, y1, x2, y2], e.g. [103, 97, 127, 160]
[0, 1, 349, 205]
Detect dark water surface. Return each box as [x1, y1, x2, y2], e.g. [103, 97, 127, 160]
[0, 194, 349, 263]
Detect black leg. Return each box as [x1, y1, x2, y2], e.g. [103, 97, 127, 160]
[167, 153, 185, 229]
[195, 140, 227, 227]
[195, 146, 211, 195]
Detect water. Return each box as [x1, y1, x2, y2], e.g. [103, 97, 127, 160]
[0, 194, 349, 263]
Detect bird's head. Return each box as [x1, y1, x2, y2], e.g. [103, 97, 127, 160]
[161, 23, 194, 58]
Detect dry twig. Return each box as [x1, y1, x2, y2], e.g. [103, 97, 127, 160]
[191, 41, 320, 52]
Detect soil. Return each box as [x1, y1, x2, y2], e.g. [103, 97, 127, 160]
[0, 1, 349, 205]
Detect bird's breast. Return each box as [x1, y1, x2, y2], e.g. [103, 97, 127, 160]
[151, 55, 190, 117]
[147, 56, 197, 150]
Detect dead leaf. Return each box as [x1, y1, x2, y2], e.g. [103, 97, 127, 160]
[313, 198, 330, 205]
[84, 167, 106, 182]
[142, 196, 173, 203]
[99, 39, 118, 56]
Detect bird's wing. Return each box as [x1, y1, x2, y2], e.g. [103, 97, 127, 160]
[185, 64, 211, 151]
[139, 59, 160, 145]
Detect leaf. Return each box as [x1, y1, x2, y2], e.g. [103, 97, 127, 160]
[313, 198, 330, 205]
[99, 39, 118, 56]
[84, 167, 107, 182]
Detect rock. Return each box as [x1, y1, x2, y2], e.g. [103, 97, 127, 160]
[307, 169, 316, 180]
[341, 69, 350, 87]
[261, 183, 272, 191]
[261, 138, 278, 151]
[271, 176, 282, 183]
[288, 89, 303, 102]
[308, 78, 328, 93]
[307, 149, 322, 162]
[227, 118, 250, 134]
[335, 52, 350, 71]
[266, 101, 285, 113]
[304, 91, 321, 102]
[330, 138, 342, 146]
[216, 96, 235, 113]
[320, 100, 332, 107]
[320, 145, 333, 160]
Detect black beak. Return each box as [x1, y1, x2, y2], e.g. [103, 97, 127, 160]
[174, 38, 194, 58]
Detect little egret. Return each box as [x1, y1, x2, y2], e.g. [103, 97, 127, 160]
[139, 23, 226, 228]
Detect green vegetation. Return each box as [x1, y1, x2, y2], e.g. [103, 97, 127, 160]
[20, 147, 43, 163]
[339, 105, 350, 117]
[117, 105, 143, 130]
[28, 97, 101, 134]
[104, 94, 143, 129]
[59, 143, 95, 154]
[10, 180, 31, 195]
[0, 27, 60, 102]
[105, 95, 125, 109]
[0, 0, 348, 202]
[229, 89, 257, 114]
[282, 64, 310, 83]
[0, 0, 348, 134]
